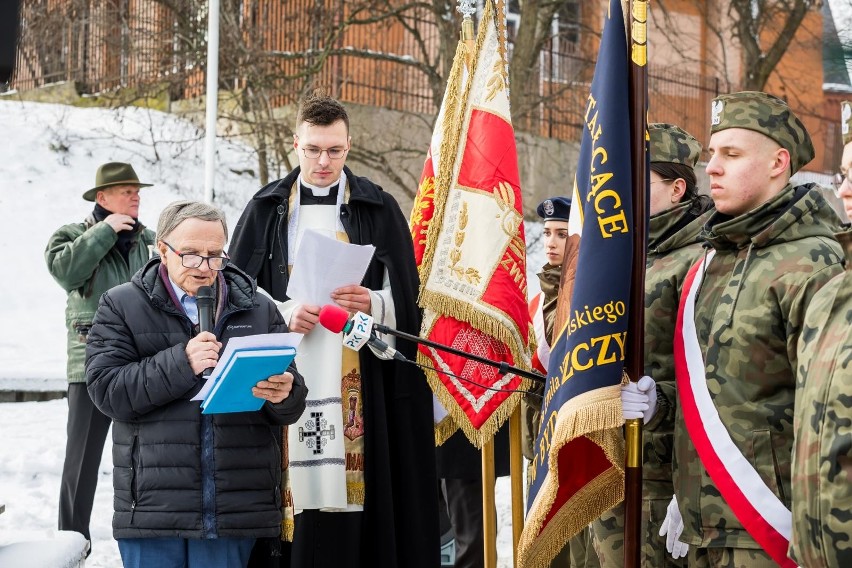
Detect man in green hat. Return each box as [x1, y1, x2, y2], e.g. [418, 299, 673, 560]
[45, 161, 155, 553]
[633, 92, 844, 566]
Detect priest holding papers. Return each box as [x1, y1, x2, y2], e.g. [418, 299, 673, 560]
[230, 91, 439, 568]
[85, 200, 307, 568]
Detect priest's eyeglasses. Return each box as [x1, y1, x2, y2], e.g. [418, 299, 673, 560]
[162, 241, 229, 271]
[301, 146, 347, 160]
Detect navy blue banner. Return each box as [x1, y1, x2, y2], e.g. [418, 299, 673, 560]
[521, 1, 646, 563]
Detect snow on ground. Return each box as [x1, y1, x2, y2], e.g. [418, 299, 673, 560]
[0, 100, 544, 567]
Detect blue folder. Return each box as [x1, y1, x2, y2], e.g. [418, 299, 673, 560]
[201, 346, 297, 414]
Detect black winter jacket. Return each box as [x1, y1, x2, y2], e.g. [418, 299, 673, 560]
[86, 258, 307, 539]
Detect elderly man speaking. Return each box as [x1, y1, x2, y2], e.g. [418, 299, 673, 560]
[86, 200, 308, 568]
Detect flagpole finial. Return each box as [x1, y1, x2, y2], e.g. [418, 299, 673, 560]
[457, 0, 476, 40]
[456, 0, 476, 66]
[457, 0, 475, 19]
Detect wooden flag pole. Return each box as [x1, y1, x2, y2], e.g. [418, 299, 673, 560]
[509, 407, 524, 563]
[482, 438, 497, 568]
[624, 1, 649, 567]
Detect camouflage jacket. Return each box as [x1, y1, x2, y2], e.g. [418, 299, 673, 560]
[643, 200, 714, 493]
[790, 226, 852, 568]
[673, 184, 844, 548]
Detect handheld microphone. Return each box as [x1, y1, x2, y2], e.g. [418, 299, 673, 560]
[318, 304, 406, 362]
[196, 285, 216, 377]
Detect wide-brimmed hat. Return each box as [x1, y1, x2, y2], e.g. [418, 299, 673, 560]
[83, 162, 153, 202]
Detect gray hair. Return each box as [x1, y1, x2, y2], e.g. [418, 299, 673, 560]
[156, 200, 228, 242]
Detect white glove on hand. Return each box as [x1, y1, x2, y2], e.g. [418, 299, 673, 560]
[620, 375, 658, 424]
[659, 494, 689, 560]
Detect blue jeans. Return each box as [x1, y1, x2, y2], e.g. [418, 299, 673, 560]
[117, 537, 256, 568]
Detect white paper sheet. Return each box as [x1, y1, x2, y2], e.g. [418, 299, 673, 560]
[192, 332, 303, 401]
[285, 229, 376, 306]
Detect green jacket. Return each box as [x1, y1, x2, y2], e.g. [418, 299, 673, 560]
[673, 184, 843, 548]
[45, 215, 155, 383]
[643, 200, 714, 494]
[790, 226, 852, 568]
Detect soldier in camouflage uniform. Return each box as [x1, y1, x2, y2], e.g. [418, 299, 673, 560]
[789, 101, 852, 568]
[594, 123, 714, 567]
[655, 92, 844, 567]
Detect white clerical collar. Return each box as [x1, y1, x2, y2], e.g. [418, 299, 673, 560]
[288, 171, 348, 265]
[298, 175, 341, 197]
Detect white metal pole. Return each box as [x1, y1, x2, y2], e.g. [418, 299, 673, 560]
[203, 0, 220, 204]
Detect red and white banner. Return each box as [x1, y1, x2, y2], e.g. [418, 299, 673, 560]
[675, 251, 797, 568]
[410, 0, 532, 446]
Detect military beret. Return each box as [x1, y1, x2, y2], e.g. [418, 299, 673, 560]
[536, 197, 571, 221]
[649, 123, 701, 167]
[709, 91, 814, 174]
[842, 101, 852, 146]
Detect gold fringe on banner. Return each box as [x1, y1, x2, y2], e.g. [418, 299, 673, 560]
[433, 402, 460, 446]
[517, 385, 626, 568]
[415, 0, 492, 291]
[419, 312, 535, 448]
[419, 288, 531, 371]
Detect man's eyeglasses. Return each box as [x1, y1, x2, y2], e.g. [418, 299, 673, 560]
[300, 146, 347, 160]
[162, 241, 229, 271]
[832, 170, 851, 195]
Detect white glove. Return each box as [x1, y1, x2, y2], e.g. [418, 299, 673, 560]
[659, 494, 689, 559]
[620, 375, 658, 424]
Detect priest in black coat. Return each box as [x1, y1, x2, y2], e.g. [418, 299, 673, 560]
[229, 92, 439, 568]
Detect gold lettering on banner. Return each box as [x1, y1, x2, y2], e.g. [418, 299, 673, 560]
[539, 329, 627, 411]
[533, 327, 627, 462]
[582, 95, 630, 239]
[535, 410, 559, 469]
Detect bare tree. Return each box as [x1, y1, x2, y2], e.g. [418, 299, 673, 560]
[653, 0, 825, 92]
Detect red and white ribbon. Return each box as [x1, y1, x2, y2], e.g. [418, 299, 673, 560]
[675, 251, 797, 567]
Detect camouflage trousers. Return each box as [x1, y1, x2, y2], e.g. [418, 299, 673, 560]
[689, 547, 776, 568]
[567, 526, 600, 568]
[590, 495, 686, 568]
[540, 525, 599, 568]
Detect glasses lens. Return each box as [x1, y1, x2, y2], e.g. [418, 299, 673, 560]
[834, 173, 844, 189]
[208, 257, 227, 271]
[181, 254, 203, 269]
[303, 147, 345, 159]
